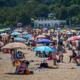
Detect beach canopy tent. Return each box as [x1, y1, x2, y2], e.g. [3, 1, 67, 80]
[14, 37, 26, 42]
[2, 42, 27, 49]
[37, 39, 52, 44]
[34, 46, 57, 53]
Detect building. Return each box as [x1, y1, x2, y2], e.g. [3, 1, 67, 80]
[34, 19, 66, 28]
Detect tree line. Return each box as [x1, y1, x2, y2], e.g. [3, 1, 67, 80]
[0, 0, 80, 27]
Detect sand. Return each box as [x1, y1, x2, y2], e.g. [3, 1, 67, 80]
[0, 50, 80, 80]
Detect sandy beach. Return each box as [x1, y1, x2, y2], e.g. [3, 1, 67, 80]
[0, 50, 80, 80]
[0, 0, 80, 79]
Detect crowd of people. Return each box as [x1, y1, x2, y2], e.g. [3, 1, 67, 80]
[0, 27, 80, 74]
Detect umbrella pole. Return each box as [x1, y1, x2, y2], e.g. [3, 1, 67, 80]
[42, 52, 46, 62]
[56, 30, 59, 50]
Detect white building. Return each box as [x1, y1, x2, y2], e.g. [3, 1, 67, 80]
[34, 19, 66, 28]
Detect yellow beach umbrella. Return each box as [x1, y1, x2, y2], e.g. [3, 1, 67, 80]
[50, 29, 54, 32]
[71, 30, 77, 32]
[61, 30, 67, 33]
[52, 37, 57, 40]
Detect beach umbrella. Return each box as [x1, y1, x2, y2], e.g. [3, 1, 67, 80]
[14, 37, 26, 42]
[17, 49, 28, 54]
[0, 33, 9, 39]
[71, 30, 76, 32]
[2, 42, 27, 49]
[37, 39, 52, 43]
[0, 29, 6, 33]
[61, 30, 66, 33]
[67, 36, 80, 41]
[50, 29, 54, 32]
[66, 31, 73, 34]
[14, 29, 22, 32]
[11, 32, 21, 36]
[0, 33, 8, 36]
[23, 34, 32, 39]
[36, 35, 46, 39]
[22, 31, 28, 35]
[52, 37, 57, 40]
[34, 46, 56, 53]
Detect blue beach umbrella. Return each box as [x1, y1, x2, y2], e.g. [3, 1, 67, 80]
[23, 34, 32, 39]
[37, 39, 52, 43]
[34, 46, 56, 53]
[14, 37, 26, 42]
[11, 32, 21, 36]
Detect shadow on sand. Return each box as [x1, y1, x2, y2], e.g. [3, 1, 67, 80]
[5, 73, 34, 75]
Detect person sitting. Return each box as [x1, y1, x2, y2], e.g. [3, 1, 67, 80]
[15, 60, 33, 75]
[39, 60, 49, 68]
[39, 60, 58, 69]
[36, 51, 42, 57]
[15, 60, 26, 74]
[23, 60, 30, 68]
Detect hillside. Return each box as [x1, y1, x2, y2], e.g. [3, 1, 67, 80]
[0, 0, 80, 26]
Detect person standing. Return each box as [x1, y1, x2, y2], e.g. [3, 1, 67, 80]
[10, 49, 16, 66]
[51, 42, 57, 65]
[69, 49, 79, 65]
[57, 39, 64, 63]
